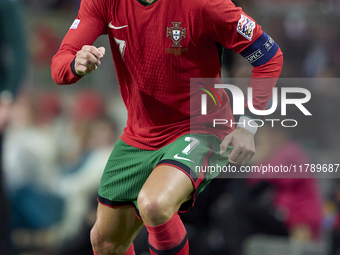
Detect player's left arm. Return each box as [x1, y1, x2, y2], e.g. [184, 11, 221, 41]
[203, 0, 283, 165]
[220, 49, 283, 166]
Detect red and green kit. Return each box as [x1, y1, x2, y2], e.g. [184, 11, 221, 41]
[51, 0, 283, 214]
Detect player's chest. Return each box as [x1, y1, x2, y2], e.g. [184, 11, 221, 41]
[107, 0, 204, 59]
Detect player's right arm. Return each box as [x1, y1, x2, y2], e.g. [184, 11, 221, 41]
[51, 0, 108, 85]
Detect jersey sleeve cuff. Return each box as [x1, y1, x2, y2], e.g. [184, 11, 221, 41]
[70, 57, 83, 77]
[243, 107, 262, 120]
[237, 116, 258, 135]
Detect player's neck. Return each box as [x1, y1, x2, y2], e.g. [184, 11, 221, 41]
[144, 0, 154, 3]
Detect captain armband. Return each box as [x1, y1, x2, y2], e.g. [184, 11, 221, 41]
[240, 32, 279, 67]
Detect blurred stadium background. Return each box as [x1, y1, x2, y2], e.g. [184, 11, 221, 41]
[1, 0, 340, 254]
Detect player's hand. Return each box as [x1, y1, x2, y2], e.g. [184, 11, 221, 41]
[74, 46, 106, 76]
[220, 126, 255, 165]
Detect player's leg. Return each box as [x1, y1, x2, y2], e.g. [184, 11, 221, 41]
[92, 138, 151, 255]
[90, 203, 144, 255]
[137, 165, 194, 255]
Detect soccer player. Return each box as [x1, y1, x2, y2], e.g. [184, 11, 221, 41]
[51, 0, 283, 254]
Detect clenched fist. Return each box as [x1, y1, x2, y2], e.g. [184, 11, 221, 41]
[74, 46, 106, 76]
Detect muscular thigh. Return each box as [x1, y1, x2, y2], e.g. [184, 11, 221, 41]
[145, 165, 193, 205]
[138, 165, 194, 226]
[92, 203, 144, 248]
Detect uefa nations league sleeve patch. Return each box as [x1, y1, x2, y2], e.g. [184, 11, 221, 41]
[237, 14, 256, 41]
[70, 19, 80, 29]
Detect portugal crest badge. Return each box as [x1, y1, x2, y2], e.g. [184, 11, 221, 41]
[167, 22, 186, 47]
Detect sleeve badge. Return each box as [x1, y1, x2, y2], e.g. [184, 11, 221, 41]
[237, 14, 256, 41]
[70, 19, 80, 30]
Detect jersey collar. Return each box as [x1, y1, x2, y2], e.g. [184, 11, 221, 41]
[136, 0, 158, 7]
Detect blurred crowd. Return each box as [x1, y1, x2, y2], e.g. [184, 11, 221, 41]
[1, 0, 340, 255]
[4, 90, 119, 253]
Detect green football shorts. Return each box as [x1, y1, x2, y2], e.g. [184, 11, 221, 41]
[98, 133, 231, 219]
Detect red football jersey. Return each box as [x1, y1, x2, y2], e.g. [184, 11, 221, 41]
[51, 0, 282, 150]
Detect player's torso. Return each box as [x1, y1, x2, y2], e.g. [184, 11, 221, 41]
[102, 0, 233, 148]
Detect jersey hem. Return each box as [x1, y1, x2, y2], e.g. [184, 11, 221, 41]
[120, 130, 193, 150]
[120, 127, 230, 150]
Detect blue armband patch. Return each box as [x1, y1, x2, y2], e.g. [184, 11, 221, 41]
[240, 32, 279, 67]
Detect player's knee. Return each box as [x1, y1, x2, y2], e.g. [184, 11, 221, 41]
[90, 227, 129, 255]
[137, 191, 174, 225]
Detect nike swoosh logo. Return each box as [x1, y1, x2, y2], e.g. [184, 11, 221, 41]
[109, 22, 128, 30]
[174, 154, 195, 163]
